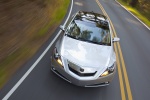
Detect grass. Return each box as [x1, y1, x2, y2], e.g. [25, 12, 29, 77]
[117, 0, 150, 27]
[0, 0, 70, 89]
[38, 1, 70, 37]
[0, 46, 32, 87]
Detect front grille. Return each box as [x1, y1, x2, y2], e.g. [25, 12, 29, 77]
[69, 66, 96, 77]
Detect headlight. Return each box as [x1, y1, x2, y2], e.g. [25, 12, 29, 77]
[108, 63, 115, 73]
[100, 63, 115, 77]
[54, 48, 63, 66]
[101, 71, 109, 77]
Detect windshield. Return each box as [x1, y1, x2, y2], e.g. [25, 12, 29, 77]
[66, 17, 111, 46]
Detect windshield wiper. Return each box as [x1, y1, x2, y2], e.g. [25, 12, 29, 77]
[65, 34, 77, 39]
[89, 41, 100, 45]
[77, 37, 88, 42]
[99, 42, 110, 46]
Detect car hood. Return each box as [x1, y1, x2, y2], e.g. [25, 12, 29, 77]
[61, 36, 112, 69]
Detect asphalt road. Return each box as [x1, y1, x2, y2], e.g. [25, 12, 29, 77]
[0, 0, 150, 100]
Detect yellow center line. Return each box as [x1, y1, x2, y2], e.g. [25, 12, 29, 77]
[116, 43, 133, 100]
[107, 8, 133, 100]
[114, 43, 126, 100]
[110, 17, 133, 100]
[95, 1, 126, 100]
[95, 0, 133, 100]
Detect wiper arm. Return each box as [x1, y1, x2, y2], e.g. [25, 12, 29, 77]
[77, 37, 87, 41]
[91, 41, 100, 44]
[99, 42, 110, 46]
[65, 34, 77, 39]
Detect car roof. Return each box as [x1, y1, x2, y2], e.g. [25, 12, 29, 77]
[77, 11, 107, 20]
[75, 11, 109, 29]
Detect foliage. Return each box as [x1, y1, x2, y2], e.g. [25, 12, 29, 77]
[0, 0, 70, 88]
[118, 0, 150, 25]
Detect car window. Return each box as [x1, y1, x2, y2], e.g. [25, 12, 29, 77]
[66, 16, 111, 46]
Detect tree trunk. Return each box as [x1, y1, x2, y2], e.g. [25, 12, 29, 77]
[129, 0, 139, 7]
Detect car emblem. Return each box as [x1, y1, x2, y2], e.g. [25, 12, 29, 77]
[80, 68, 84, 72]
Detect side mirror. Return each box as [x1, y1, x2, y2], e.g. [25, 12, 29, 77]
[113, 37, 120, 42]
[59, 25, 65, 31]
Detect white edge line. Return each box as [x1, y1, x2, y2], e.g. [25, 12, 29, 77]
[115, 0, 150, 30]
[2, 0, 74, 100]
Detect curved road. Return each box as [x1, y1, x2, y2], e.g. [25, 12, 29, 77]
[0, 0, 150, 100]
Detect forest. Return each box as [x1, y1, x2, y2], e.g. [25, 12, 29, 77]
[121, 0, 150, 20]
[0, 0, 70, 89]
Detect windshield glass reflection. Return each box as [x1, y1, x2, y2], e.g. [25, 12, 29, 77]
[66, 13, 111, 46]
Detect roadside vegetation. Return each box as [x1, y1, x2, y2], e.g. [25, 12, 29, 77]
[117, 0, 150, 27]
[0, 0, 70, 89]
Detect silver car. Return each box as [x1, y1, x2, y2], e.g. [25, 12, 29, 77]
[51, 11, 120, 87]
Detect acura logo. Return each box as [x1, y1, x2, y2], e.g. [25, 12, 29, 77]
[80, 68, 84, 72]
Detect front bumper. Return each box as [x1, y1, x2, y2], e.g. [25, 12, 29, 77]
[50, 56, 116, 87]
